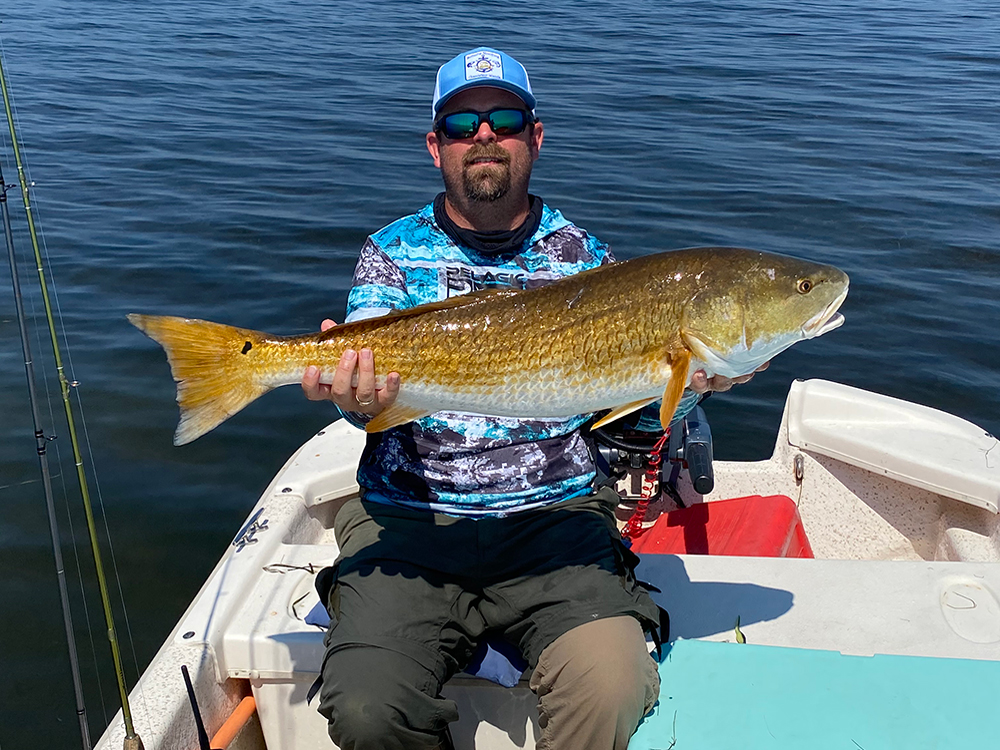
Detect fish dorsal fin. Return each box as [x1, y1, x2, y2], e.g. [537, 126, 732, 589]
[591, 398, 658, 430]
[319, 288, 523, 340]
[659, 349, 692, 430]
[366, 403, 432, 433]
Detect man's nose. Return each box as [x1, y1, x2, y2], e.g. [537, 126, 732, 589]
[472, 120, 497, 144]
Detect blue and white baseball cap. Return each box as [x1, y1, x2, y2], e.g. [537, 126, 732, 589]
[432, 47, 536, 117]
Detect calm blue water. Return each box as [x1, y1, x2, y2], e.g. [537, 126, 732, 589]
[1, 0, 998, 745]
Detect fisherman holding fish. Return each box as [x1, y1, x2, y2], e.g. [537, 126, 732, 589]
[299, 48, 765, 750]
[130, 44, 847, 749]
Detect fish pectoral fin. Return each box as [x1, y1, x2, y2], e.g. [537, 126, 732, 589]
[590, 348, 695, 432]
[591, 398, 658, 430]
[660, 349, 692, 430]
[365, 403, 432, 433]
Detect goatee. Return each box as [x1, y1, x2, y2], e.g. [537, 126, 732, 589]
[462, 144, 511, 202]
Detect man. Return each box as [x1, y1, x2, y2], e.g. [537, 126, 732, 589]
[302, 47, 758, 750]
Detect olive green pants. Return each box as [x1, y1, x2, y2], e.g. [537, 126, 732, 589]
[315, 489, 661, 749]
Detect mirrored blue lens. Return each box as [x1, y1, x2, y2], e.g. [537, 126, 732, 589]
[437, 109, 531, 140]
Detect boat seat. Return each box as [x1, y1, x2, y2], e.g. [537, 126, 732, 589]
[296, 492, 814, 688]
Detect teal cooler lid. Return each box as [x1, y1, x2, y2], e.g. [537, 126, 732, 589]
[629, 639, 998, 749]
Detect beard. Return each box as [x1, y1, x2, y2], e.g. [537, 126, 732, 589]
[438, 135, 536, 220]
[458, 143, 523, 203]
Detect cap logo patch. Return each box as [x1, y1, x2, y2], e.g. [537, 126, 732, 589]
[465, 50, 503, 81]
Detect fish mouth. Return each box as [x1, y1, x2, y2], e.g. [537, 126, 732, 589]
[802, 286, 848, 338]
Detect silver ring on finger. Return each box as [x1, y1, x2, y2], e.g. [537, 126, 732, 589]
[356, 394, 376, 407]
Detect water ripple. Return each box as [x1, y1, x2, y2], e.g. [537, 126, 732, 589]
[1, 1, 998, 741]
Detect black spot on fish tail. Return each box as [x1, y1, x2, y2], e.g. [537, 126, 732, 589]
[242, 341, 253, 354]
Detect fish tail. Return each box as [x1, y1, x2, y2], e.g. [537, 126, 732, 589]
[128, 313, 274, 445]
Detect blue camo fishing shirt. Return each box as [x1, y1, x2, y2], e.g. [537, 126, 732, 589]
[341, 199, 698, 516]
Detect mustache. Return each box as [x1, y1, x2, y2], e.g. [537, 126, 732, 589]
[462, 144, 510, 167]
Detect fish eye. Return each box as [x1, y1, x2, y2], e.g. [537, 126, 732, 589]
[797, 278, 813, 294]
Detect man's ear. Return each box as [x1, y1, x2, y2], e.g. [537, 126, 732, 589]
[531, 120, 544, 161]
[426, 131, 442, 168]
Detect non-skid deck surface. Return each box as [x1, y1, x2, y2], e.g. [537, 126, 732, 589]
[629, 639, 998, 750]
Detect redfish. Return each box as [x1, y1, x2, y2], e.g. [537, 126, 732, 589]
[129, 247, 848, 445]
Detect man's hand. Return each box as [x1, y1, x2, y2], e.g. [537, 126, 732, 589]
[689, 362, 770, 394]
[301, 319, 401, 415]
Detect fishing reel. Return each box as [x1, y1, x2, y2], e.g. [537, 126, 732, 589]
[590, 404, 715, 529]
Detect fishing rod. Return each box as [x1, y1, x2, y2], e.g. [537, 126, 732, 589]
[0, 49, 144, 750]
[1, 134, 92, 750]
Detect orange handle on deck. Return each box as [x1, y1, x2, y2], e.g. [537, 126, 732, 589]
[210, 695, 256, 749]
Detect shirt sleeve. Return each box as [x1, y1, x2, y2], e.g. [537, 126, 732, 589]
[337, 238, 409, 429]
[344, 237, 410, 322]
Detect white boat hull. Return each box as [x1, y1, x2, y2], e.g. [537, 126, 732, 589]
[96, 380, 1000, 749]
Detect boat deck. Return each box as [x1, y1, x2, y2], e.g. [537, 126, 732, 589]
[95, 380, 1000, 750]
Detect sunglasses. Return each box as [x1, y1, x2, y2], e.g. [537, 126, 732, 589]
[434, 108, 534, 140]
